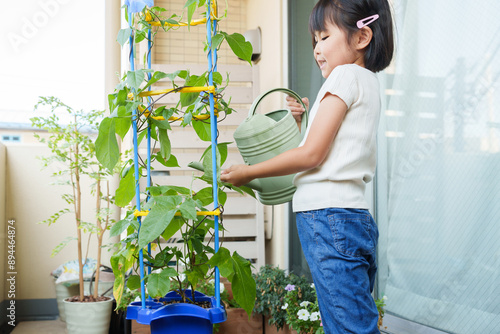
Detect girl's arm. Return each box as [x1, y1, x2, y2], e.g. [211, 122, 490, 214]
[221, 93, 347, 187]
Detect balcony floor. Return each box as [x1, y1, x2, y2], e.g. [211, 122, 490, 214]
[11, 319, 66, 334]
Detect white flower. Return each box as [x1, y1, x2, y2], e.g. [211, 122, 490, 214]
[220, 282, 225, 293]
[297, 309, 310, 321]
[310, 311, 320, 321]
[310, 283, 315, 289]
[281, 303, 288, 310]
[383, 295, 388, 301]
[300, 301, 311, 307]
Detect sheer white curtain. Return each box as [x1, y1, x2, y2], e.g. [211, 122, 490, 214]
[376, 1, 500, 333]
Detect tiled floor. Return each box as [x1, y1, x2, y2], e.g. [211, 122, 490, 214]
[11, 319, 67, 334]
[8, 319, 148, 334]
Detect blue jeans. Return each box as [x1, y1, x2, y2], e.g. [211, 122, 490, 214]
[296, 208, 379, 334]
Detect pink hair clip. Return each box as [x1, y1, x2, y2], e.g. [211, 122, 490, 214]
[357, 14, 379, 29]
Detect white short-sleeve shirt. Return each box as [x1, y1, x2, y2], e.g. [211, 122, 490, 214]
[292, 64, 380, 212]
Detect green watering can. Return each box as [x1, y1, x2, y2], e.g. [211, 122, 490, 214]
[189, 88, 307, 205]
[234, 88, 309, 205]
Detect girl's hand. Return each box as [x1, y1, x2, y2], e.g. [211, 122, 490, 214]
[286, 95, 309, 123]
[221, 165, 253, 187]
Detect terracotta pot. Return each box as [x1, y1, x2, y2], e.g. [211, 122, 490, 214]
[218, 308, 262, 334]
[264, 316, 297, 334]
[132, 320, 150, 334]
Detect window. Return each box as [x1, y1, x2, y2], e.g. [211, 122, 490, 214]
[1, 135, 21, 143]
[376, 1, 500, 333]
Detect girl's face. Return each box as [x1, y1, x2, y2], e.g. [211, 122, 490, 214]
[313, 21, 364, 78]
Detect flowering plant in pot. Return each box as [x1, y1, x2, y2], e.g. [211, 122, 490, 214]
[94, 0, 256, 332]
[31, 97, 121, 333]
[282, 284, 323, 334]
[253, 265, 316, 333]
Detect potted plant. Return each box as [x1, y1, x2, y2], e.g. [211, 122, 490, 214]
[94, 0, 256, 333]
[31, 97, 120, 333]
[375, 295, 387, 330]
[253, 265, 316, 334]
[282, 284, 323, 334]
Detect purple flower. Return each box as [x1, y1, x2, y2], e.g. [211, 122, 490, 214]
[285, 284, 295, 291]
[125, 0, 154, 13]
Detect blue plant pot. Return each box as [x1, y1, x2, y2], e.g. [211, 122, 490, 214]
[126, 290, 227, 334]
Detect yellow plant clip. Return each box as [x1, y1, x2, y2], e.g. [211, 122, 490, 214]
[138, 86, 215, 97]
[133, 208, 221, 218]
[146, 2, 218, 27]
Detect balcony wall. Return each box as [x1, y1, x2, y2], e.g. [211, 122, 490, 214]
[1, 142, 119, 320]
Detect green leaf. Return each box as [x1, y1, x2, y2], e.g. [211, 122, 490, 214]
[223, 32, 253, 65]
[180, 74, 206, 107]
[213, 72, 223, 86]
[165, 70, 188, 81]
[95, 118, 120, 171]
[135, 29, 146, 44]
[110, 248, 137, 306]
[151, 118, 171, 130]
[189, 236, 204, 254]
[117, 28, 132, 47]
[126, 70, 145, 90]
[115, 166, 137, 207]
[161, 216, 183, 241]
[218, 142, 230, 165]
[235, 185, 256, 199]
[218, 188, 227, 206]
[161, 267, 179, 277]
[192, 119, 211, 141]
[202, 145, 221, 180]
[194, 187, 213, 206]
[114, 106, 132, 139]
[179, 198, 197, 220]
[144, 71, 168, 90]
[110, 255, 126, 305]
[208, 247, 233, 278]
[158, 129, 171, 160]
[156, 153, 180, 168]
[210, 33, 225, 51]
[153, 251, 175, 267]
[182, 111, 193, 125]
[126, 275, 142, 290]
[147, 272, 171, 298]
[139, 196, 183, 248]
[231, 252, 256, 317]
[185, 0, 197, 27]
[110, 217, 132, 237]
[156, 185, 191, 195]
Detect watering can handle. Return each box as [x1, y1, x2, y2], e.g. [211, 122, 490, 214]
[248, 88, 309, 136]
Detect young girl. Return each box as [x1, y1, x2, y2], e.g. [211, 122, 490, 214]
[221, 0, 394, 332]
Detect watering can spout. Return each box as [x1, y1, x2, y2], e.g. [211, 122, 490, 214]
[187, 161, 264, 192]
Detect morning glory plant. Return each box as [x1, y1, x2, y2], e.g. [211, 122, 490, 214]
[99, 0, 256, 318]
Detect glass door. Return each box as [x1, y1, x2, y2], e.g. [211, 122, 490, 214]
[376, 1, 500, 333]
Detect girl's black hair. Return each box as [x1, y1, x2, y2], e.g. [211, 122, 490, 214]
[309, 0, 394, 73]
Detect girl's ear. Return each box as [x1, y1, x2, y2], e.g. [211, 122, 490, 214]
[354, 27, 373, 50]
